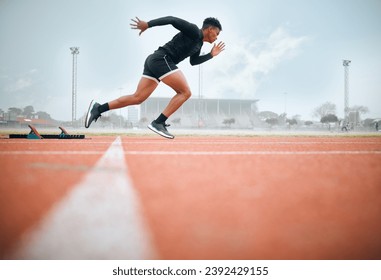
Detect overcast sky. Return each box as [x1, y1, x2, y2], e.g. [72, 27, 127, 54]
[1, 0, 380, 121]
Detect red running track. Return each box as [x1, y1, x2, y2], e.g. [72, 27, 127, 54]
[1, 136, 381, 259]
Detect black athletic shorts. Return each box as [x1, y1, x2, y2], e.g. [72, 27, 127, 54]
[142, 50, 179, 83]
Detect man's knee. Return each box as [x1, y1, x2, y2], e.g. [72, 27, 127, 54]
[132, 93, 147, 105]
[180, 88, 192, 100]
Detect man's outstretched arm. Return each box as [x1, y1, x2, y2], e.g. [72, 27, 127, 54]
[131, 16, 199, 39]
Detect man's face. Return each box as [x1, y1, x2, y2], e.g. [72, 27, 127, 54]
[206, 27, 220, 43]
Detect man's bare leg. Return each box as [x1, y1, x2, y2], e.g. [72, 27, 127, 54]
[160, 70, 192, 118]
[147, 70, 191, 139]
[109, 77, 158, 109]
[85, 77, 158, 128]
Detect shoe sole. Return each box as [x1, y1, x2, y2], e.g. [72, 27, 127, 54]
[147, 124, 175, 139]
[84, 100, 94, 128]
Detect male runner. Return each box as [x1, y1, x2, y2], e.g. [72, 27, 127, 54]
[85, 16, 225, 139]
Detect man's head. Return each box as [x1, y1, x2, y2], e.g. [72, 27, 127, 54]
[202, 17, 222, 43]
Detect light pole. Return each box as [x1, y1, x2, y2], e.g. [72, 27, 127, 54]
[343, 60, 351, 121]
[70, 47, 79, 123]
[283, 92, 287, 115]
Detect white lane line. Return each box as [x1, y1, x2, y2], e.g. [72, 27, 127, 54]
[0, 141, 113, 145]
[0, 151, 104, 155]
[2, 150, 381, 156]
[124, 150, 381, 155]
[13, 136, 155, 260]
[122, 141, 381, 145]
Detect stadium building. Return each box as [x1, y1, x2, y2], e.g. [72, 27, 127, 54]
[140, 97, 259, 128]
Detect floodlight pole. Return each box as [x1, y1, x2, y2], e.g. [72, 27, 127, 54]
[70, 47, 79, 123]
[343, 59, 351, 121]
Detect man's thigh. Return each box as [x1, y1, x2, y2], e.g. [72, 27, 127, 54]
[161, 70, 191, 94]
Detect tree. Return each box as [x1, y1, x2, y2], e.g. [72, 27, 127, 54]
[286, 118, 298, 126]
[36, 111, 52, 120]
[313, 102, 336, 119]
[8, 107, 22, 116]
[292, 115, 301, 121]
[223, 118, 235, 128]
[23, 105, 35, 118]
[265, 118, 278, 127]
[258, 111, 278, 121]
[321, 114, 338, 123]
[321, 114, 338, 131]
[7, 107, 22, 121]
[278, 113, 287, 125]
[304, 121, 313, 126]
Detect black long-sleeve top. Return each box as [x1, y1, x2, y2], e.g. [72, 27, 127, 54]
[147, 16, 213, 65]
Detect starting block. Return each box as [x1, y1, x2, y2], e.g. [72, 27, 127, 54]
[9, 125, 85, 139]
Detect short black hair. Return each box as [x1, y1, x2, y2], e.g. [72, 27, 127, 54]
[202, 17, 222, 31]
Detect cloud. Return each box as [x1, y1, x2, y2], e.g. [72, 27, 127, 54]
[3, 69, 38, 92]
[6, 77, 34, 92]
[204, 26, 308, 99]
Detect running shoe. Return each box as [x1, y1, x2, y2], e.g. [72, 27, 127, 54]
[85, 100, 101, 128]
[148, 121, 175, 139]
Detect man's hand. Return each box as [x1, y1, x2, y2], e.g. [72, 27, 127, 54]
[130, 17, 148, 36]
[211, 41, 225, 57]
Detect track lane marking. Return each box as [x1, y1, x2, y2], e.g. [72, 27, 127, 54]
[0, 151, 104, 155]
[13, 136, 155, 259]
[123, 150, 381, 155]
[2, 150, 381, 156]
